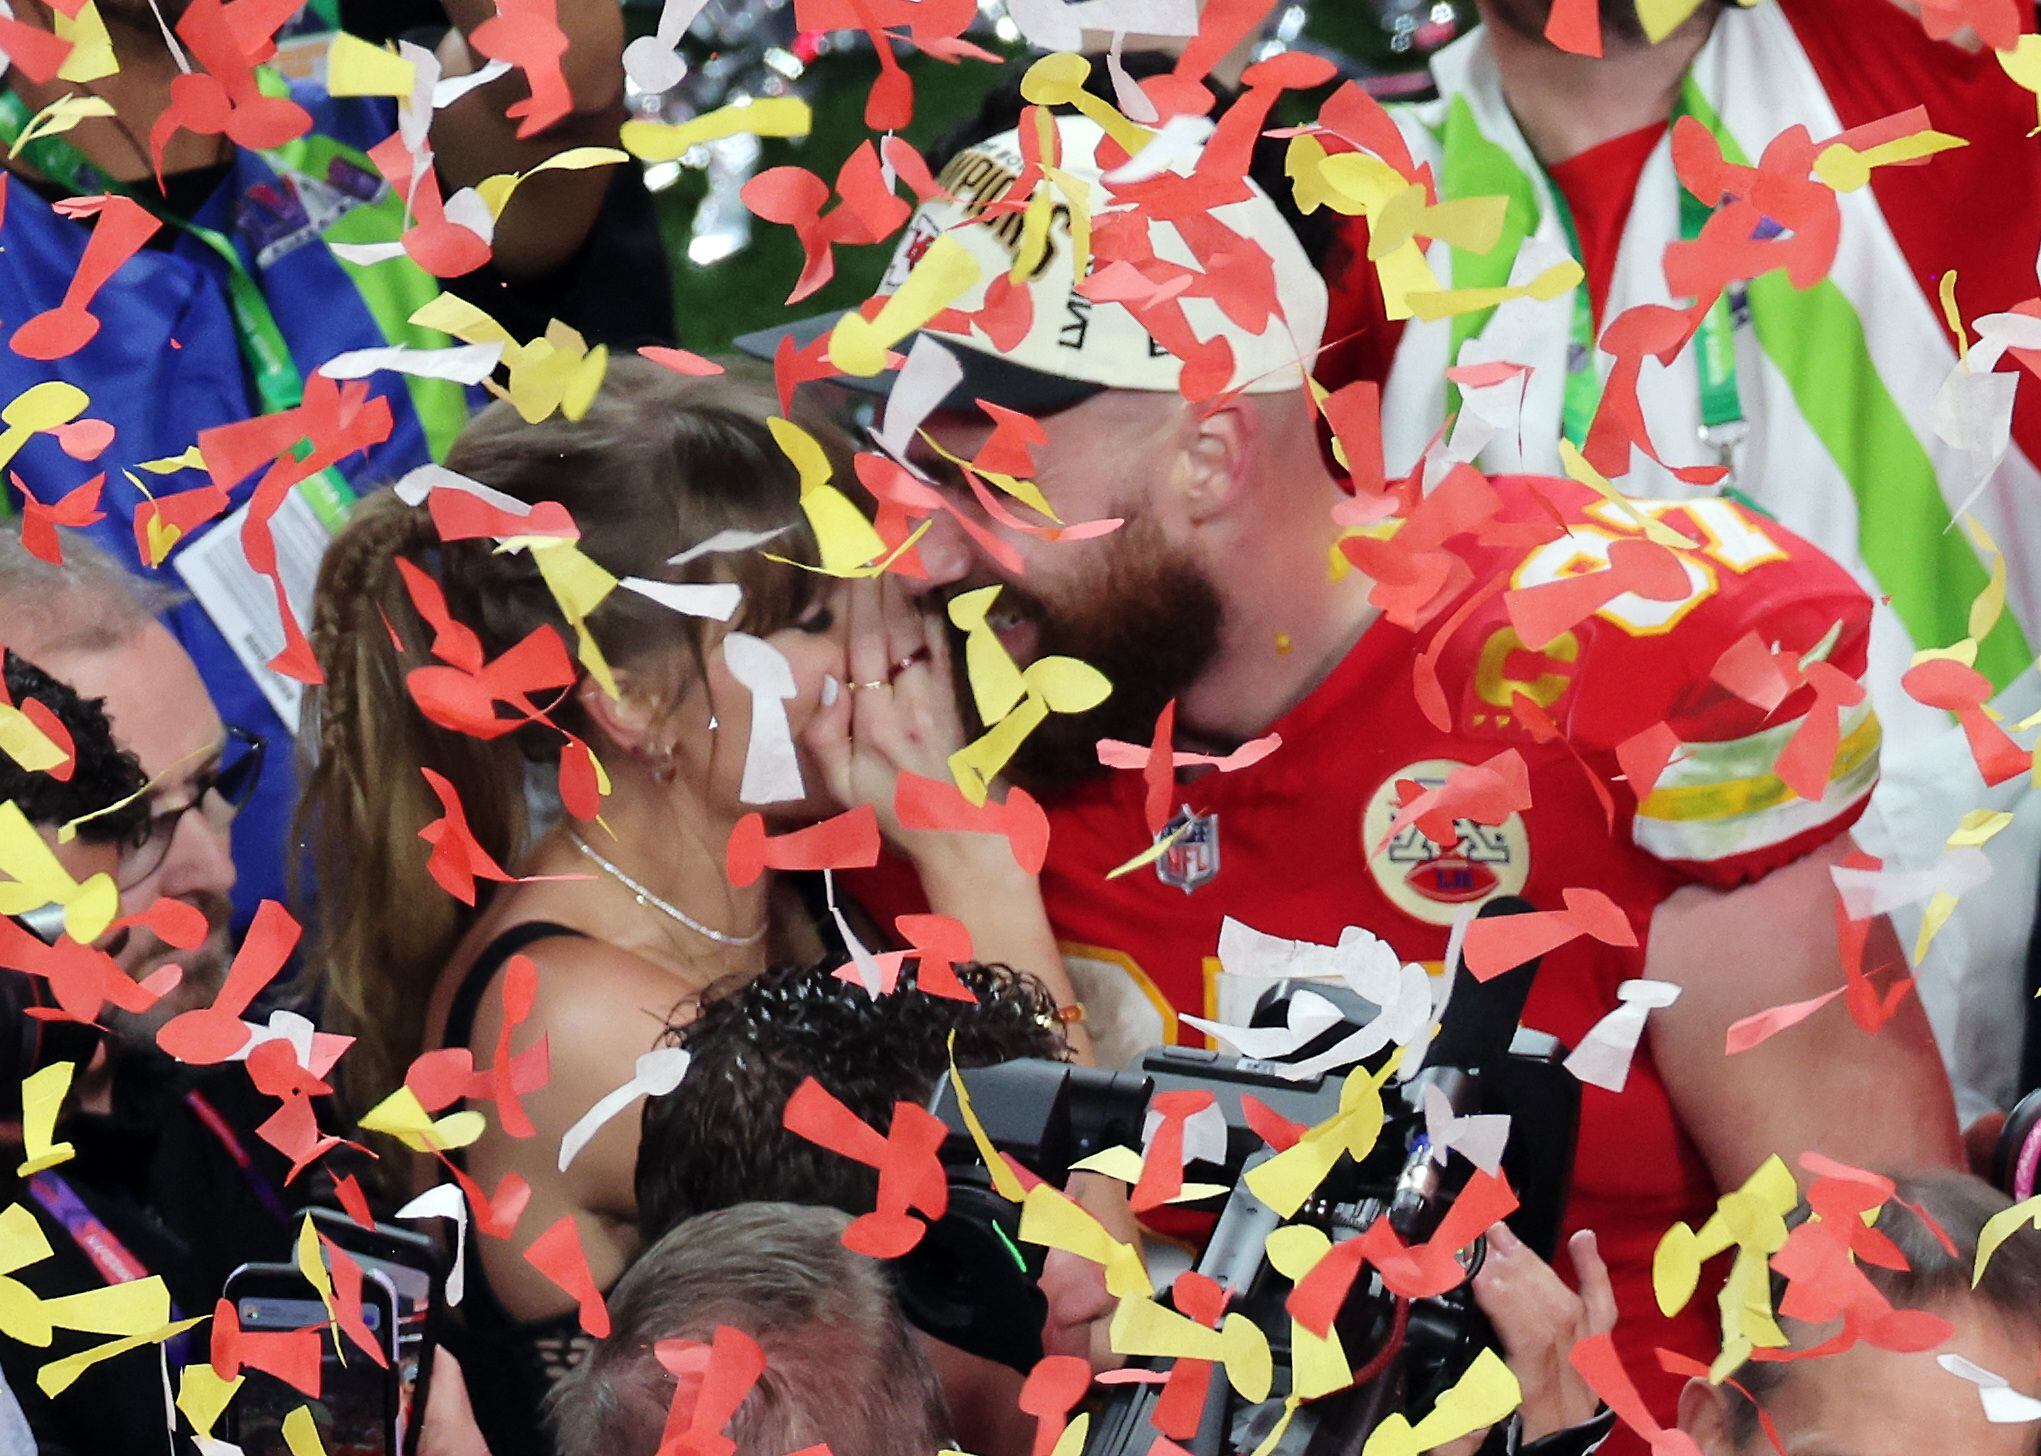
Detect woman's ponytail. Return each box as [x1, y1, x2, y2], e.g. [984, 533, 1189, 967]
[297, 491, 528, 1126]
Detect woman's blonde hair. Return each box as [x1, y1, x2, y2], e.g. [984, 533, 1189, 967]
[298, 359, 847, 1121]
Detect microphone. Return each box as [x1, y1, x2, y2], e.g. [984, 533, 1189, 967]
[1389, 896, 1542, 1239]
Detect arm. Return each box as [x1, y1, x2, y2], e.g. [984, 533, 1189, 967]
[429, 0, 626, 280]
[1644, 837, 1963, 1190]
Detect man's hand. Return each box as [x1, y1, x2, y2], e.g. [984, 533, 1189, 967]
[419, 1347, 492, 1456]
[1437, 1226, 1616, 1456]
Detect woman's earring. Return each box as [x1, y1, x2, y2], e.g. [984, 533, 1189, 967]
[654, 744, 678, 785]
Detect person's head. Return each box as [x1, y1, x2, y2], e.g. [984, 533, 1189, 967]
[301, 360, 850, 1112]
[0, 650, 150, 932]
[756, 109, 1333, 792]
[548, 1202, 949, 1456]
[1680, 1171, 2041, 1456]
[0, 527, 242, 1033]
[637, 958, 1069, 1238]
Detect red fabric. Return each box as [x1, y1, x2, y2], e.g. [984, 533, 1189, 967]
[1548, 122, 1667, 328]
[856, 478, 1875, 1434]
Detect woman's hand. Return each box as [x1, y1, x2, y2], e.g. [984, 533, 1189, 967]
[801, 574, 969, 866]
[418, 1347, 492, 1456]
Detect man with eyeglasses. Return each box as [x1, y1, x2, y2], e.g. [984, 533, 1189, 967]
[0, 526, 262, 1044]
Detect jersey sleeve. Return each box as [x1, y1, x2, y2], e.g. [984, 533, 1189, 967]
[1575, 498, 1881, 888]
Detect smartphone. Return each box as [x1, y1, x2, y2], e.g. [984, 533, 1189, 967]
[223, 1260, 400, 1456]
[307, 1209, 446, 1455]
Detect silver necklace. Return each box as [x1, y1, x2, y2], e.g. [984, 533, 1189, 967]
[568, 832, 767, 948]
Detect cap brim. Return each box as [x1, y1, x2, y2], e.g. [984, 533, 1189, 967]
[734, 313, 1106, 417]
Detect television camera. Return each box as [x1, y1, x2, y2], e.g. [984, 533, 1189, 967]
[908, 899, 1579, 1456]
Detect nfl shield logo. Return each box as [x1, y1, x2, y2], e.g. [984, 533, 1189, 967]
[1156, 805, 1220, 895]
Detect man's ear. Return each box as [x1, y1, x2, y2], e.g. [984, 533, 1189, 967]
[1178, 399, 1259, 524]
[1676, 1375, 1737, 1452]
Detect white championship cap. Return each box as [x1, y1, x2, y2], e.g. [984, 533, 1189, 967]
[739, 112, 1329, 414]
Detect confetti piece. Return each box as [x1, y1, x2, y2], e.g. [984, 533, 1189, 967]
[623, 0, 713, 92]
[1110, 1292, 1272, 1403]
[637, 344, 725, 378]
[395, 1183, 470, 1304]
[767, 415, 889, 577]
[894, 772, 1051, 875]
[1569, 1333, 1704, 1456]
[155, 900, 299, 1065]
[829, 235, 981, 378]
[1020, 1182, 1152, 1298]
[653, 1325, 766, 1456]
[1244, 1058, 1399, 1219]
[1813, 127, 1967, 194]
[1363, 1346, 1521, 1456]
[282, 1405, 326, 1456]
[15, 1062, 75, 1177]
[1461, 888, 1636, 980]
[1939, 1354, 2041, 1423]
[1975, 1195, 2041, 1288]
[10, 196, 159, 360]
[359, 1085, 485, 1155]
[782, 1077, 948, 1257]
[1420, 1081, 1509, 1176]
[317, 342, 503, 384]
[726, 805, 881, 888]
[0, 799, 119, 943]
[558, 1046, 690, 1173]
[1724, 987, 1846, 1055]
[10, 473, 106, 566]
[1564, 980, 1681, 1093]
[523, 1215, 610, 1337]
[721, 632, 805, 805]
[325, 31, 417, 97]
[621, 96, 813, 162]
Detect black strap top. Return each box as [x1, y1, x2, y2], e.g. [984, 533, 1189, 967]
[437, 920, 592, 1456]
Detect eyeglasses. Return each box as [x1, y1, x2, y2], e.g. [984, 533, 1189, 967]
[115, 727, 266, 890]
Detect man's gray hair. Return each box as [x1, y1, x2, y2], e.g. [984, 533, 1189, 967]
[548, 1202, 950, 1456]
[0, 523, 184, 656]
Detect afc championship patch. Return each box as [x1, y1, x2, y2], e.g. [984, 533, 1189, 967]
[1361, 759, 1529, 926]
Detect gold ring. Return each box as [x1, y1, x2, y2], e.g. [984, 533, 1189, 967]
[850, 678, 888, 692]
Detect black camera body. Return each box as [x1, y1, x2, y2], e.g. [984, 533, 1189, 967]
[910, 899, 1579, 1456]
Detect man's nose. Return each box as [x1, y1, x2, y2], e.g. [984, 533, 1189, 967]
[158, 809, 237, 904]
[908, 510, 976, 595]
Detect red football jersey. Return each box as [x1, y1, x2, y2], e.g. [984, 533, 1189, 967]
[1032, 475, 1877, 1418]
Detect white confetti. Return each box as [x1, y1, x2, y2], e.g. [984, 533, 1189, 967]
[557, 1046, 691, 1173]
[1563, 979, 1681, 1093]
[720, 631, 804, 804]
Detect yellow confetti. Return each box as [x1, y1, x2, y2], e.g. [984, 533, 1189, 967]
[1651, 1155, 1795, 1377]
[1636, 0, 1710, 42]
[950, 696, 1048, 806]
[283, 1405, 330, 1456]
[765, 417, 890, 577]
[7, 96, 113, 158]
[1996, 36, 2041, 134]
[410, 297, 607, 425]
[176, 1364, 244, 1441]
[1265, 1225, 1352, 1400]
[135, 445, 205, 475]
[53, 2, 116, 84]
[326, 31, 418, 97]
[0, 381, 89, 476]
[1975, 1195, 2041, 1287]
[1814, 129, 1968, 194]
[1362, 1348, 1520, 1456]
[1951, 809, 2018, 847]
[947, 1039, 1029, 1202]
[475, 147, 631, 219]
[1068, 1146, 1228, 1204]
[1109, 1293, 1273, 1401]
[948, 586, 1030, 725]
[0, 800, 119, 943]
[1963, 516, 2007, 647]
[830, 237, 982, 378]
[38, 1315, 205, 1398]
[15, 1062, 75, 1178]
[1406, 258, 1586, 324]
[0, 703, 67, 776]
[1019, 1183, 1152, 1298]
[358, 1086, 485, 1154]
[1020, 53, 1154, 160]
[297, 1215, 343, 1360]
[523, 537, 620, 698]
[1245, 1058, 1399, 1218]
[621, 96, 812, 163]
[1105, 819, 1189, 881]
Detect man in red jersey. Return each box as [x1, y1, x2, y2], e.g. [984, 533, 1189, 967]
[754, 109, 1964, 1440]
[1314, 0, 2041, 1144]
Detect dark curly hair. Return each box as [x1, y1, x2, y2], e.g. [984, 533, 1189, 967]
[1, 651, 148, 844]
[636, 960, 1070, 1242]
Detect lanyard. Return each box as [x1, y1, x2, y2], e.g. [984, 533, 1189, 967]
[27, 1169, 196, 1367]
[0, 85, 358, 513]
[183, 1087, 291, 1226]
[1543, 102, 1749, 468]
